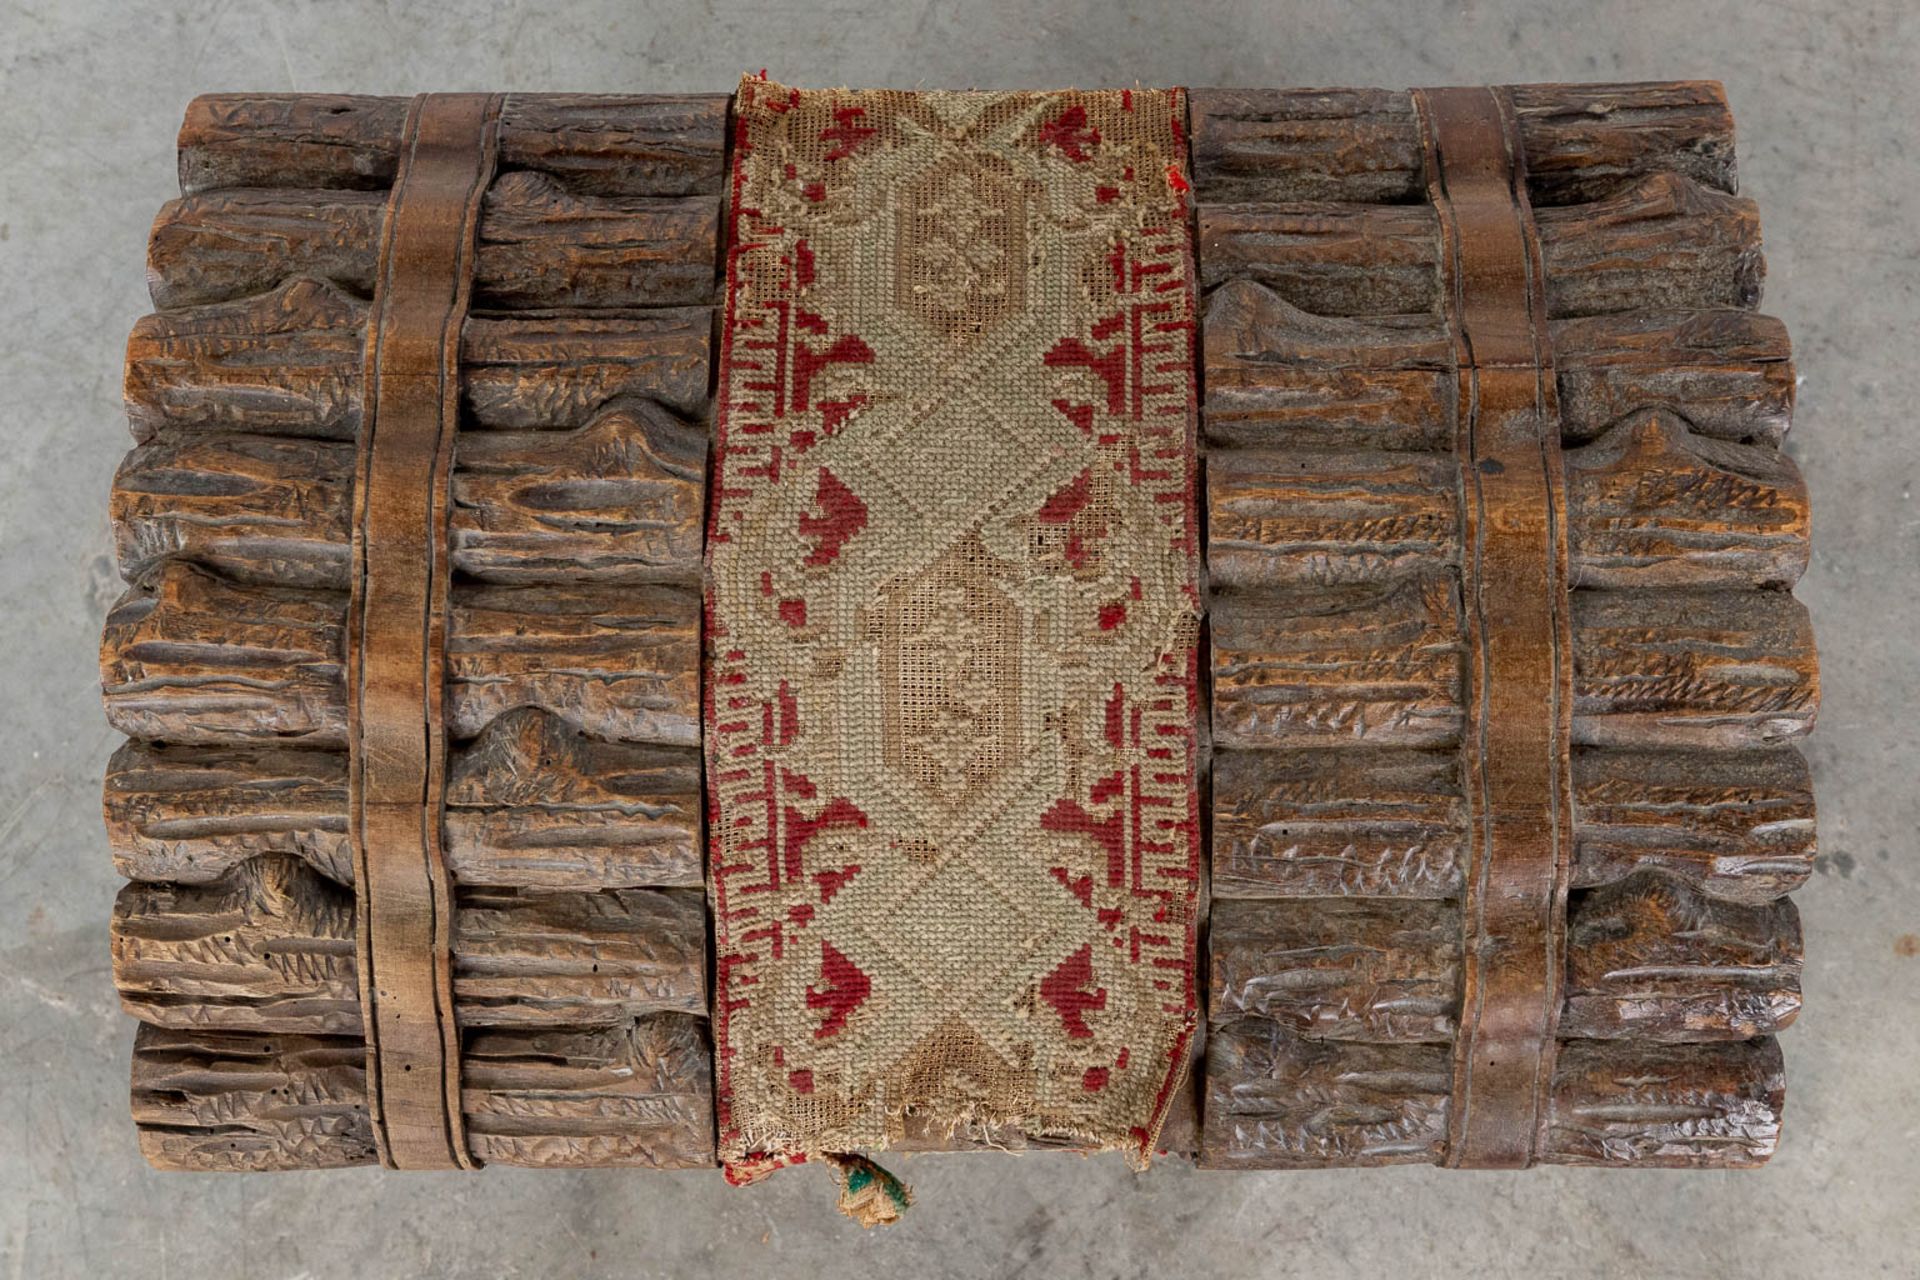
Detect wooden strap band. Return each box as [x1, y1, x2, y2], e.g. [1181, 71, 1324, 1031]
[1412, 86, 1575, 1169]
[349, 92, 503, 1170]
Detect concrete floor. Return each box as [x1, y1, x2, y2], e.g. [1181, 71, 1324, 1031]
[3, 1, 1916, 1275]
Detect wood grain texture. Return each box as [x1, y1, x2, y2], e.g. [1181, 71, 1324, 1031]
[1571, 588, 1818, 748]
[112, 855, 361, 1035]
[1563, 875, 1802, 1041]
[106, 711, 703, 892]
[177, 93, 730, 197]
[1208, 897, 1459, 1040]
[1196, 174, 1760, 321]
[461, 1016, 715, 1168]
[1204, 883, 1799, 1044]
[1189, 82, 1734, 206]
[113, 398, 707, 589]
[451, 887, 707, 1028]
[146, 185, 718, 312]
[1209, 574, 1465, 749]
[1201, 281, 1793, 453]
[123, 278, 364, 443]
[1199, 1018, 1784, 1169]
[131, 1024, 377, 1171]
[444, 709, 702, 890]
[1543, 1036, 1784, 1168]
[99, 565, 702, 749]
[1211, 748, 1466, 900]
[123, 281, 713, 443]
[112, 855, 707, 1036]
[112, 88, 726, 1173]
[449, 397, 706, 585]
[1571, 747, 1815, 903]
[445, 582, 700, 744]
[101, 562, 346, 747]
[131, 1016, 716, 1171]
[1210, 745, 1814, 905]
[1564, 410, 1808, 589]
[1206, 412, 1806, 592]
[105, 740, 351, 885]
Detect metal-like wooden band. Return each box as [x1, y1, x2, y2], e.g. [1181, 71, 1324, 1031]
[1413, 86, 1575, 1169]
[349, 91, 503, 1170]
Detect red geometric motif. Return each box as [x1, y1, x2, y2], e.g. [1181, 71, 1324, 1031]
[707, 78, 1201, 1175]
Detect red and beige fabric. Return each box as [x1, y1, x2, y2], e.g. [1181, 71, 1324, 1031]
[706, 78, 1204, 1172]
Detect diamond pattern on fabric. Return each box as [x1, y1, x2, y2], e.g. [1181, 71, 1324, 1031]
[706, 78, 1202, 1170]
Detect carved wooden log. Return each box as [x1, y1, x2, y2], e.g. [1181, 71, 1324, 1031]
[1200, 281, 1794, 452]
[1208, 879, 1799, 1043]
[111, 855, 706, 1035]
[131, 1025, 377, 1171]
[460, 1017, 717, 1168]
[108, 709, 702, 890]
[107, 88, 731, 1174]
[99, 563, 701, 748]
[131, 1015, 715, 1171]
[1200, 1019, 1784, 1169]
[1196, 174, 1760, 319]
[146, 180, 719, 311]
[177, 93, 730, 197]
[1209, 575, 1466, 749]
[1571, 588, 1819, 748]
[443, 709, 703, 890]
[1207, 412, 1807, 592]
[113, 397, 706, 588]
[105, 740, 351, 885]
[1189, 83, 1736, 207]
[1197, 79, 1815, 1172]
[123, 281, 713, 443]
[1209, 581, 1815, 751]
[1212, 745, 1815, 905]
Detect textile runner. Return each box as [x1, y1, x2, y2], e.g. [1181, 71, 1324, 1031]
[706, 78, 1202, 1170]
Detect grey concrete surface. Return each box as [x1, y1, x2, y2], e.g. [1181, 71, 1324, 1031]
[2, 1, 1915, 1275]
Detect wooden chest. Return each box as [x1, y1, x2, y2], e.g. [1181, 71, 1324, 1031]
[102, 81, 1814, 1174]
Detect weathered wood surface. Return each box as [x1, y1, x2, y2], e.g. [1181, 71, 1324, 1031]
[1196, 174, 1760, 320]
[1571, 588, 1818, 748]
[1564, 875, 1802, 1040]
[131, 1015, 716, 1171]
[111, 88, 727, 1174]
[147, 183, 719, 311]
[178, 93, 731, 197]
[1211, 745, 1815, 904]
[1208, 881, 1798, 1043]
[131, 1025, 377, 1171]
[461, 1017, 716, 1168]
[112, 855, 707, 1035]
[105, 740, 351, 884]
[1207, 898, 1459, 1040]
[1189, 82, 1736, 207]
[1200, 281, 1794, 452]
[114, 397, 706, 588]
[1211, 748, 1466, 900]
[1207, 412, 1807, 591]
[1210, 582, 1815, 751]
[446, 582, 700, 743]
[444, 709, 703, 890]
[123, 280, 713, 443]
[99, 564, 702, 748]
[1200, 1018, 1784, 1169]
[1570, 747, 1815, 902]
[112, 856, 360, 1034]
[1209, 575, 1465, 749]
[108, 709, 704, 891]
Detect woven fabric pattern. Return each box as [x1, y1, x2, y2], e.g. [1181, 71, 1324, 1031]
[707, 78, 1201, 1169]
